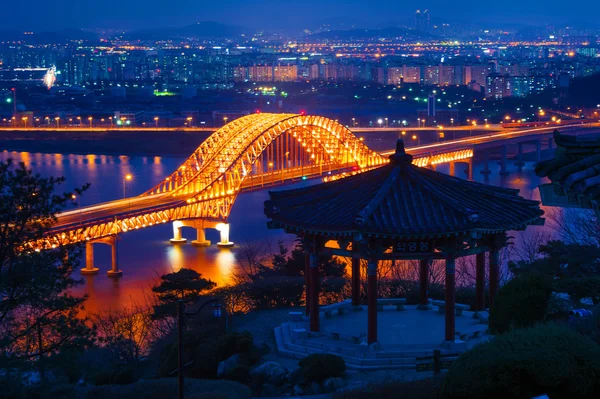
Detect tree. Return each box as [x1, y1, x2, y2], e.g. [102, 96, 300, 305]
[511, 240, 600, 306]
[152, 268, 216, 318]
[0, 160, 93, 373]
[489, 273, 553, 334]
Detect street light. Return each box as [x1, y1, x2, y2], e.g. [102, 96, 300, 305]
[55, 117, 60, 128]
[21, 116, 28, 128]
[123, 173, 133, 199]
[186, 116, 193, 127]
[377, 118, 383, 127]
[223, 116, 229, 126]
[154, 116, 159, 128]
[88, 117, 93, 129]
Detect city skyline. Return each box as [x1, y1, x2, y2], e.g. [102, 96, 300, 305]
[2, 0, 600, 32]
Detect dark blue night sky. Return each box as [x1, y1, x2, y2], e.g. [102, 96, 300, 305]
[2, 0, 598, 31]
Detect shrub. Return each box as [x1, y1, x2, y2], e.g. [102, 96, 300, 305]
[298, 354, 346, 383]
[157, 330, 260, 380]
[489, 274, 552, 334]
[442, 323, 600, 399]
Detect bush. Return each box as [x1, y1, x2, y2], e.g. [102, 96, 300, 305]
[442, 323, 600, 399]
[157, 330, 261, 380]
[333, 377, 442, 399]
[489, 274, 552, 334]
[298, 354, 346, 383]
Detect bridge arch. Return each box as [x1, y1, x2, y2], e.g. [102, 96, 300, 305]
[144, 113, 387, 219]
[40, 114, 386, 249]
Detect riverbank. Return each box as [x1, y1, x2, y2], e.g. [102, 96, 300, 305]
[0, 130, 212, 156]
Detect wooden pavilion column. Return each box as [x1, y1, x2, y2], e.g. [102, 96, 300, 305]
[304, 253, 311, 316]
[489, 248, 500, 309]
[309, 252, 320, 332]
[475, 252, 486, 311]
[417, 258, 431, 310]
[445, 255, 456, 342]
[351, 253, 361, 306]
[367, 258, 378, 344]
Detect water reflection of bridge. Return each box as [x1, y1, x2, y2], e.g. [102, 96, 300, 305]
[36, 114, 598, 276]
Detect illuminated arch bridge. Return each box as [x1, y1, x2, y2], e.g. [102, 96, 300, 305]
[36, 113, 473, 275]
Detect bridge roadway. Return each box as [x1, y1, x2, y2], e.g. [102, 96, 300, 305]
[382, 123, 600, 157]
[52, 163, 353, 233]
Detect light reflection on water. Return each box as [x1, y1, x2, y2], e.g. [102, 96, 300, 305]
[1, 147, 564, 313]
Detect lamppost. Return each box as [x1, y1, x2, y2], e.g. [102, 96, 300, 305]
[186, 116, 193, 127]
[352, 117, 356, 127]
[123, 173, 132, 198]
[88, 117, 93, 129]
[417, 118, 421, 128]
[377, 118, 383, 128]
[223, 116, 229, 126]
[384, 117, 388, 127]
[175, 299, 223, 399]
[22, 116, 28, 128]
[77, 116, 81, 126]
[154, 116, 159, 128]
[55, 117, 60, 128]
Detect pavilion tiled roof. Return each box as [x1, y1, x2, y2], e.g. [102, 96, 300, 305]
[265, 140, 543, 239]
[536, 131, 600, 203]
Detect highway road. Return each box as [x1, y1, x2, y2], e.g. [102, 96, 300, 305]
[382, 123, 600, 156]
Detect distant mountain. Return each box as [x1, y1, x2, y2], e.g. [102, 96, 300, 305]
[124, 22, 248, 40]
[308, 27, 438, 41]
[0, 29, 99, 43]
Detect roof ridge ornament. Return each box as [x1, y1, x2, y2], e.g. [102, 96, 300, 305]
[389, 139, 414, 164]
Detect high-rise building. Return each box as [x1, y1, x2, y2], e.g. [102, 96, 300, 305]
[415, 9, 431, 33]
[424, 66, 440, 85]
[402, 66, 421, 84]
[387, 67, 403, 85]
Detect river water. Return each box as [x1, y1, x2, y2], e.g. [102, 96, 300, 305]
[0, 136, 557, 314]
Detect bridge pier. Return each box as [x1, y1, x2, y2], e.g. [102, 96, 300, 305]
[216, 223, 234, 248]
[499, 145, 509, 176]
[515, 143, 524, 171]
[191, 228, 211, 247]
[170, 219, 233, 247]
[449, 161, 455, 176]
[81, 236, 122, 277]
[467, 158, 473, 180]
[170, 221, 187, 244]
[481, 154, 491, 176]
[82, 242, 99, 275]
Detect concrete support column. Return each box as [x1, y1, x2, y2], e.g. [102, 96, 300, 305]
[418, 259, 431, 310]
[475, 252, 486, 311]
[467, 159, 474, 181]
[489, 249, 500, 309]
[445, 256, 456, 342]
[536, 140, 542, 162]
[309, 253, 320, 332]
[449, 161, 455, 176]
[81, 241, 99, 275]
[216, 223, 234, 248]
[351, 254, 361, 306]
[499, 145, 509, 176]
[516, 143, 524, 171]
[191, 228, 211, 247]
[304, 253, 311, 316]
[170, 221, 187, 244]
[107, 237, 123, 277]
[481, 154, 491, 175]
[367, 260, 378, 344]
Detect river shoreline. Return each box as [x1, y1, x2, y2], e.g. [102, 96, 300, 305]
[0, 130, 212, 156]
